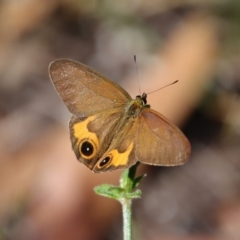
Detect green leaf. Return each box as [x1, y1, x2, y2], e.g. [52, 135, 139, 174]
[132, 174, 147, 189]
[120, 168, 130, 189]
[94, 184, 124, 199]
[125, 189, 142, 199]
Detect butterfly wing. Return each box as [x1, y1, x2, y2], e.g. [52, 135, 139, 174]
[69, 107, 126, 170]
[49, 59, 132, 117]
[135, 108, 191, 166]
[92, 117, 138, 172]
[49, 59, 134, 171]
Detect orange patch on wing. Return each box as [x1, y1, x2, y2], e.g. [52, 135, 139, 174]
[73, 115, 99, 148]
[109, 142, 134, 167]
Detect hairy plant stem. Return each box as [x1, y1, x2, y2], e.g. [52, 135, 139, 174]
[120, 198, 132, 240]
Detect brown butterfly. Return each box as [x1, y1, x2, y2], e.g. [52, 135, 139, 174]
[49, 59, 191, 173]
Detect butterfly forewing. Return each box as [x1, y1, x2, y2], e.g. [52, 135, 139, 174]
[49, 59, 132, 117]
[136, 108, 191, 166]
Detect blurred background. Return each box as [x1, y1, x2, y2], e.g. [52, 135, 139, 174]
[0, 0, 240, 240]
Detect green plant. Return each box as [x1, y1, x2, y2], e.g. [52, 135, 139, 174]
[94, 163, 145, 240]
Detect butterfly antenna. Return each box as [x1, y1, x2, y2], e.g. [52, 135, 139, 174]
[134, 55, 141, 95]
[147, 80, 179, 95]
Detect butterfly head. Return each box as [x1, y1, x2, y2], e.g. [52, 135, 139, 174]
[136, 93, 150, 108]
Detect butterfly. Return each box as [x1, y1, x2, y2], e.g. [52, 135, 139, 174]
[49, 59, 191, 173]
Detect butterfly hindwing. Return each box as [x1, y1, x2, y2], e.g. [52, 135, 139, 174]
[69, 107, 126, 170]
[92, 116, 139, 172]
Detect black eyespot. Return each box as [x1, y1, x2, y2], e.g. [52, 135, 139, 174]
[99, 156, 111, 167]
[81, 141, 94, 157]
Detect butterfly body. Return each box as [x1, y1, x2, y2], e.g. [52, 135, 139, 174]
[49, 59, 191, 173]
